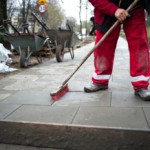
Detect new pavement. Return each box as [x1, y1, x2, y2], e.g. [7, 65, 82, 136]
[0, 37, 150, 149]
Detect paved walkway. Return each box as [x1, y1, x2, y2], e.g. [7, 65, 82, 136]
[0, 36, 150, 130]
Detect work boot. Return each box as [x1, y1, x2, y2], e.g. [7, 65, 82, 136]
[84, 83, 108, 93]
[134, 89, 150, 101]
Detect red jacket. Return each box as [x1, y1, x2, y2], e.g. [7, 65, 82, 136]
[88, 0, 118, 25]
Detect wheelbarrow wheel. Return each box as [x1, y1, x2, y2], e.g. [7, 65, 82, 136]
[69, 47, 74, 59]
[56, 44, 64, 62]
[20, 50, 28, 68]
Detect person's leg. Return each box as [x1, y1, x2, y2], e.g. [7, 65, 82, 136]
[84, 24, 121, 92]
[124, 7, 150, 100]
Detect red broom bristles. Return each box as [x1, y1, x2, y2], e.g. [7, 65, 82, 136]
[50, 84, 69, 101]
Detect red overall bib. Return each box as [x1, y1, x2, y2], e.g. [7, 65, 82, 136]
[89, 0, 150, 90]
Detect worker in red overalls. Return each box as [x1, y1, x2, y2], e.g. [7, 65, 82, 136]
[84, 0, 150, 101]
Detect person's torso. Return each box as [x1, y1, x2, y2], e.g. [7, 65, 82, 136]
[93, 0, 137, 25]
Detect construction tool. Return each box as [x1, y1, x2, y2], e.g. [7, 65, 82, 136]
[50, 0, 140, 101]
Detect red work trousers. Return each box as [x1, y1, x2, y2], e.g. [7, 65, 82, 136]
[92, 7, 150, 91]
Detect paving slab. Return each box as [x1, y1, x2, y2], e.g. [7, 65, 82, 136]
[72, 106, 149, 129]
[143, 108, 150, 128]
[0, 93, 12, 102]
[109, 81, 132, 91]
[53, 90, 111, 107]
[111, 91, 143, 107]
[3, 78, 49, 91]
[2, 90, 52, 105]
[4, 105, 79, 124]
[0, 103, 21, 120]
[73, 71, 93, 82]
[111, 69, 130, 81]
[67, 80, 89, 92]
[38, 74, 67, 82]
[0, 78, 16, 89]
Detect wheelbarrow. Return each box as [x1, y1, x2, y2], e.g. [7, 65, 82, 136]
[31, 12, 79, 62]
[66, 31, 79, 60]
[2, 19, 46, 68]
[7, 34, 45, 68]
[46, 28, 78, 62]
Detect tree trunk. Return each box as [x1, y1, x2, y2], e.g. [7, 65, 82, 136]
[0, 0, 11, 50]
[0, 0, 7, 25]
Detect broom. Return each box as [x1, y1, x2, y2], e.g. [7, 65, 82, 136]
[50, 0, 140, 101]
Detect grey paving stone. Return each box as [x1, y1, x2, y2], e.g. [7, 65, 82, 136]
[0, 144, 59, 150]
[75, 66, 94, 74]
[0, 78, 16, 89]
[113, 65, 129, 70]
[141, 101, 150, 107]
[18, 68, 44, 75]
[113, 56, 129, 69]
[111, 69, 130, 86]
[80, 91, 111, 107]
[73, 106, 148, 129]
[42, 83, 63, 93]
[0, 103, 20, 120]
[143, 108, 150, 127]
[0, 93, 11, 101]
[0, 74, 48, 91]
[0, 89, 16, 95]
[109, 81, 132, 91]
[53, 91, 111, 107]
[3, 79, 49, 90]
[73, 72, 92, 82]
[2, 90, 53, 105]
[68, 80, 88, 92]
[4, 105, 79, 124]
[40, 74, 68, 82]
[4, 74, 40, 81]
[112, 69, 130, 81]
[111, 91, 143, 107]
[113, 68, 129, 73]
[33, 68, 68, 75]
